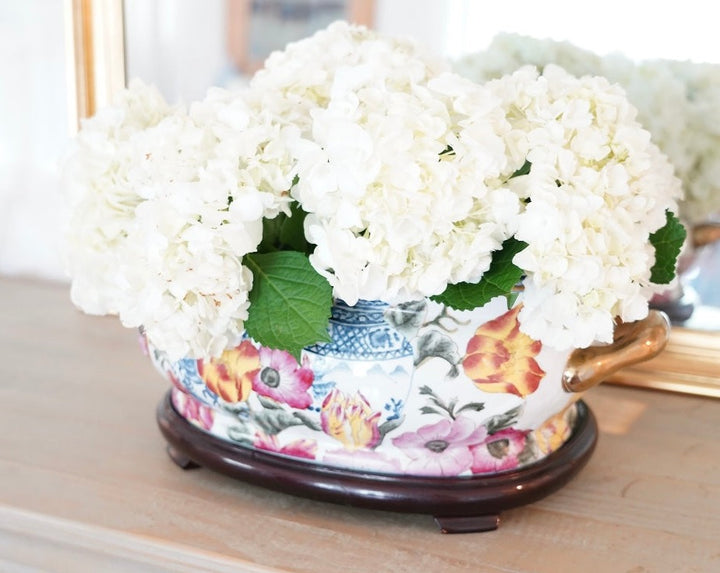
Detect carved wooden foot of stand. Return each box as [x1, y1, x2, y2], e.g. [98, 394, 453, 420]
[434, 514, 500, 533]
[166, 445, 201, 470]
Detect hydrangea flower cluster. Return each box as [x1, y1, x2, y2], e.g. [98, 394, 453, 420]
[64, 81, 295, 359]
[454, 33, 720, 224]
[487, 65, 681, 347]
[64, 22, 684, 360]
[252, 23, 521, 303]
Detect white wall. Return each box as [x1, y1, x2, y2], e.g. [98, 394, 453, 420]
[442, 0, 720, 63]
[124, 0, 227, 104]
[0, 1, 70, 281]
[375, 0, 451, 55]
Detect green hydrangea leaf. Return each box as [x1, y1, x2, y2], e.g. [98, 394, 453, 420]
[649, 210, 686, 285]
[431, 238, 527, 310]
[257, 202, 310, 254]
[244, 251, 332, 360]
[508, 159, 531, 179]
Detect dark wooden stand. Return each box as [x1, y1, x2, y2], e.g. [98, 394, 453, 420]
[157, 392, 598, 533]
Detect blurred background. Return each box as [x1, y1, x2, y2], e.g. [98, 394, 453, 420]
[2, 0, 719, 283]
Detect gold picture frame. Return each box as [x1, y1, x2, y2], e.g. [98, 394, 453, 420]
[65, 0, 125, 131]
[607, 326, 720, 398]
[66, 0, 720, 399]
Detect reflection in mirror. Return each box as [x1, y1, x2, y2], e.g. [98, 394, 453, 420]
[227, 0, 374, 75]
[451, 31, 720, 333]
[124, 0, 373, 103]
[91, 0, 720, 396]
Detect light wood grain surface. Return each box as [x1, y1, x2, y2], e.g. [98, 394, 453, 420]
[1, 277, 719, 572]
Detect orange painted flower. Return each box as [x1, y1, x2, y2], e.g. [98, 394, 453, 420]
[198, 340, 260, 403]
[534, 407, 573, 455]
[320, 388, 382, 451]
[462, 305, 545, 397]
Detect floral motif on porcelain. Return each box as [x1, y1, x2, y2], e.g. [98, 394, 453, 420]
[149, 296, 579, 477]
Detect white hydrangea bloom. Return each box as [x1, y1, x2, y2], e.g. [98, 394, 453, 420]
[454, 34, 720, 224]
[251, 21, 449, 132]
[64, 24, 688, 358]
[63, 79, 176, 316]
[64, 81, 296, 359]
[600, 57, 694, 194]
[489, 65, 683, 348]
[253, 21, 519, 304]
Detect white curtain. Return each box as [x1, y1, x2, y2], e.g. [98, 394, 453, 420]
[0, 1, 70, 281]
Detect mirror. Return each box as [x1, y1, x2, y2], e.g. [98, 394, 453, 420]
[68, 0, 720, 398]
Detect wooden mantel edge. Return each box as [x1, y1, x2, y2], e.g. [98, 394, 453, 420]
[0, 503, 274, 573]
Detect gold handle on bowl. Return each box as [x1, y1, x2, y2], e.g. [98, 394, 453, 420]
[692, 222, 720, 248]
[562, 310, 671, 393]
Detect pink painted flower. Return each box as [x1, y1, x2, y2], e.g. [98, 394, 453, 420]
[171, 388, 214, 431]
[470, 428, 530, 474]
[252, 347, 314, 408]
[254, 432, 317, 460]
[391, 417, 487, 476]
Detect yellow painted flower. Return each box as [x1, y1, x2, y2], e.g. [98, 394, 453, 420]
[534, 407, 573, 455]
[198, 340, 260, 403]
[320, 388, 381, 451]
[462, 305, 545, 397]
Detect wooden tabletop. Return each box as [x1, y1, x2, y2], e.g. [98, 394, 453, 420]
[1, 277, 719, 572]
